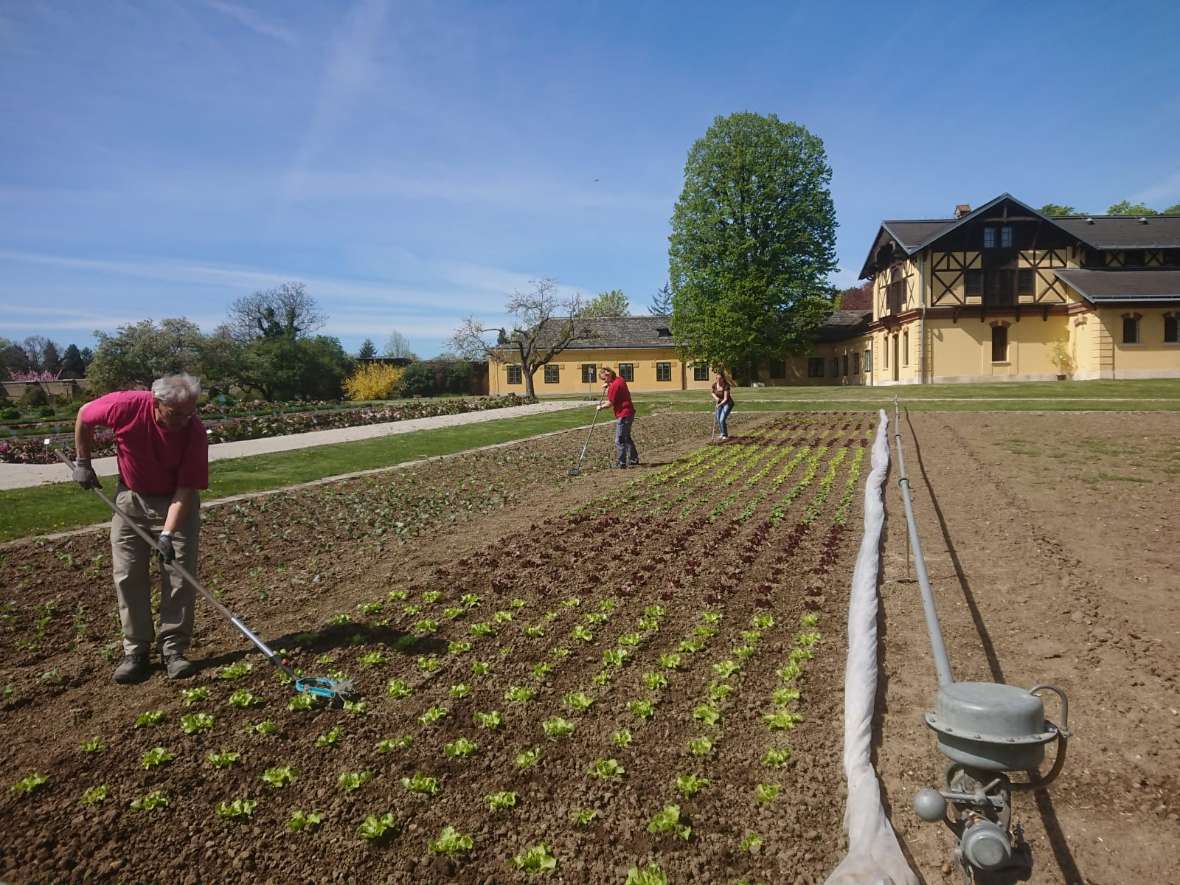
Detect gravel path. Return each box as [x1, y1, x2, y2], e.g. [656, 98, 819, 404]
[0, 400, 589, 490]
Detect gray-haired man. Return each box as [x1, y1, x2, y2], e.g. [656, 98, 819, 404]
[74, 373, 209, 683]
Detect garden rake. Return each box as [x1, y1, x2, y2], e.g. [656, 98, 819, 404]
[568, 404, 605, 476]
[49, 443, 356, 704]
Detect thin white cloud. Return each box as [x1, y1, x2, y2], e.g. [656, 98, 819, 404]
[204, 0, 298, 47]
[1133, 170, 1180, 207]
[284, 0, 390, 200]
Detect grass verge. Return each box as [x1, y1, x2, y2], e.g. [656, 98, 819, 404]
[0, 406, 609, 543]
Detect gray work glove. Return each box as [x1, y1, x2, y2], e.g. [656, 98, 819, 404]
[156, 532, 176, 564]
[72, 458, 101, 490]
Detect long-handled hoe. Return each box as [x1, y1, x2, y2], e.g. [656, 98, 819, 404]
[568, 405, 604, 477]
[49, 442, 356, 704]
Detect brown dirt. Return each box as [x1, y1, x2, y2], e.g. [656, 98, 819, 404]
[875, 411, 1180, 885]
[0, 410, 871, 883]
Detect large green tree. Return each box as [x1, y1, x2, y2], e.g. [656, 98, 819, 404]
[1039, 203, 1081, 216]
[1163, 202, 1180, 215]
[584, 289, 630, 317]
[1106, 200, 1157, 216]
[668, 113, 837, 381]
[87, 319, 207, 392]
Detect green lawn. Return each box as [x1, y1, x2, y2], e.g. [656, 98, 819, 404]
[0, 406, 607, 543]
[616, 378, 1180, 412]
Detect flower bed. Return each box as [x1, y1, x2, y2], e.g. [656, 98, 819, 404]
[0, 394, 535, 464]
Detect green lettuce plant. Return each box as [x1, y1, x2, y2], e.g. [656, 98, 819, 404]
[134, 710, 165, 728]
[357, 811, 396, 842]
[80, 784, 108, 806]
[444, 737, 478, 758]
[180, 713, 214, 734]
[141, 747, 174, 769]
[647, 803, 691, 840]
[675, 773, 709, 798]
[10, 772, 48, 795]
[513, 843, 557, 874]
[376, 735, 413, 753]
[485, 790, 518, 811]
[542, 717, 574, 740]
[338, 770, 372, 792]
[401, 773, 439, 796]
[216, 798, 257, 820]
[207, 749, 241, 768]
[588, 758, 624, 779]
[430, 825, 473, 858]
[287, 810, 323, 833]
[261, 766, 296, 788]
[129, 790, 168, 812]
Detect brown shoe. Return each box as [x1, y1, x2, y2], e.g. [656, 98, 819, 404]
[113, 653, 150, 684]
[162, 653, 197, 679]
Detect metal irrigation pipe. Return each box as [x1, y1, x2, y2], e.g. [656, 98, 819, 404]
[892, 400, 954, 686]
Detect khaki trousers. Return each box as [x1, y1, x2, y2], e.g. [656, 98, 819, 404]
[110, 485, 200, 657]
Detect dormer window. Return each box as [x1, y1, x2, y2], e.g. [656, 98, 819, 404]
[656, 326, 672, 337]
[983, 225, 1013, 249]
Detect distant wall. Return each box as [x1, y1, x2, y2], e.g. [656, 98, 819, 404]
[2, 379, 91, 400]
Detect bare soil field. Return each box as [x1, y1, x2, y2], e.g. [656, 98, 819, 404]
[0, 410, 869, 883]
[876, 411, 1180, 885]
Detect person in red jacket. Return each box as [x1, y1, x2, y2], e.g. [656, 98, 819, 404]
[73, 373, 209, 684]
[597, 366, 639, 468]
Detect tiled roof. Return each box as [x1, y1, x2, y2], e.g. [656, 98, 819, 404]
[1051, 216, 1180, 249]
[531, 315, 678, 349]
[1054, 269, 1180, 303]
[815, 309, 871, 341]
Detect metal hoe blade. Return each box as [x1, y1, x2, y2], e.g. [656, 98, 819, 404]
[295, 675, 357, 702]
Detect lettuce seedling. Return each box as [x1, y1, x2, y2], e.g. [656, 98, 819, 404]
[612, 728, 633, 748]
[343, 699, 367, 716]
[647, 803, 691, 840]
[252, 719, 279, 736]
[588, 758, 625, 779]
[286, 693, 315, 712]
[755, 782, 781, 804]
[592, 670, 612, 687]
[315, 725, 342, 747]
[181, 686, 210, 706]
[740, 832, 764, 853]
[513, 843, 557, 874]
[542, 717, 574, 740]
[228, 689, 261, 708]
[764, 710, 804, 731]
[261, 765, 296, 788]
[401, 773, 440, 796]
[658, 653, 682, 670]
[134, 710, 165, 728]
[571, 625, 593, 642]
[675, 773, 709, 798]
[360, 650, 386, 667]
[763, 747, 791, 767]
[216, 798, 257, 821]
[471, 660, 491, 677]
[678, 638, 705, 655]
[617, 632, 643, 648]
[602, 649, 628, 668]
[286, 809, 323, 833]
[449, 683, 471, 699]
[141, 747, 174, 769]
[642, 672, 668, 691]
[562, 691, 594, 713]
[751, 613, 775, 630]
[448, 640, 472, 655]
[692, 703, 721, 727]
[469, 622, 494, 638]
[181, 713, 214, 734]
[207, 749, 240, 768]
[687, 736, 714, 757]
[801, 613, 820, 627]
[531, 662, 554, 681]
[419, 706, 448, 726]
[386, 678, 413, 699]
[504, 686, 534, 703]
[358, 600, 383, 616]
[337, 770, 372, 793]
[444, 737, 478, 758]
[10, 772, 48, 795]
[376, 735, 413, 753]
[412, 618, 439, 635]
[218, 661, 252, 680]
[707, 682, 733, 702]
[515, 747, 541, 769]
[571, 808, 598, 827]
[625, 863, 668, 885]
[129, 790, 168, 812]
[475, 710, 503, 730]
[460, 593, 480, 609]
[443, 607, 465, 621]
[429, 825, 473, 858]
[80, 784, 108, 806]
[493, 610, 513, 624]
[485, 790, 518, 811]
[417, 655, 441, 672]
[523, 625, 545, 638]
[80, 736, 105, 754]
[712, 659, 741, 679]
[628, 698, 654, 721]
[550, 645, 571, 660]
[357, 811, 396, 842]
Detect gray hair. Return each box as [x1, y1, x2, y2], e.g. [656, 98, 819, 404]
[151, 373, 202, 405]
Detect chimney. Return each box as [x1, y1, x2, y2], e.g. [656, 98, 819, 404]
[954, 203, 971, 219]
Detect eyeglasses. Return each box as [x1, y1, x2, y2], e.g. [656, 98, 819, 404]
[156, 401, 196, 424]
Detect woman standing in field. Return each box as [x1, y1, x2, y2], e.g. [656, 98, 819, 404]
[711, 368, 734, 441]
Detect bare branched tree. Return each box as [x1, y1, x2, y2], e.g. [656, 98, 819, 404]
[227, 282, 325, 342]
[449, 278, 585, 398]
[383, 330, 418, 360]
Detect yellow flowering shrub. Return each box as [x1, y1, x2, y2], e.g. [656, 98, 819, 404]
[343, 363, 404, 401]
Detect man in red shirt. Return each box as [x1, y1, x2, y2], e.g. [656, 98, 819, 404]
[73, 373, 209, 683]
[597, 366, 639, 468]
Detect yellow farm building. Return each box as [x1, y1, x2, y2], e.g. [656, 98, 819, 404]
[488, 194, 1180, 392]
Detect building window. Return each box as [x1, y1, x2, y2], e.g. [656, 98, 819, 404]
[852, 352, 860, 375]
[883, 337, 889, 369]
[965, 269, 983, 297]
[991, 325, 1008, 362]
[807, 357, 824, 378]
[1001, 225, 1013, 248]
[693, 363, 709, 381]
[507, 365, 522, 385]
[768, 360, 786, 379]
[865, 348, 872, 373]
[983, 225, 1013, 249]
[1123, 316, 1140, 344]
[830, 357, 839, 377]
[656, 362, 672, 381]
[581, 364, 597, 383]
[544, 364, 560, 384]
[983, 227, 995, 249]
[842, 354, 849, 377]
[619, 363, 634, 382]
[656, 326, 672, 337]
[1017, 269, 1036, 297]
[1165, 315, 1179, 344]
[902, 331, 909, 366]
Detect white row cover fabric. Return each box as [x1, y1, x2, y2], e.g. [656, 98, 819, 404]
[825, 410, 920, 885]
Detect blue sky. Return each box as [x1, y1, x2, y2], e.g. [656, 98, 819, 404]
[3, 0, 1179, 357]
